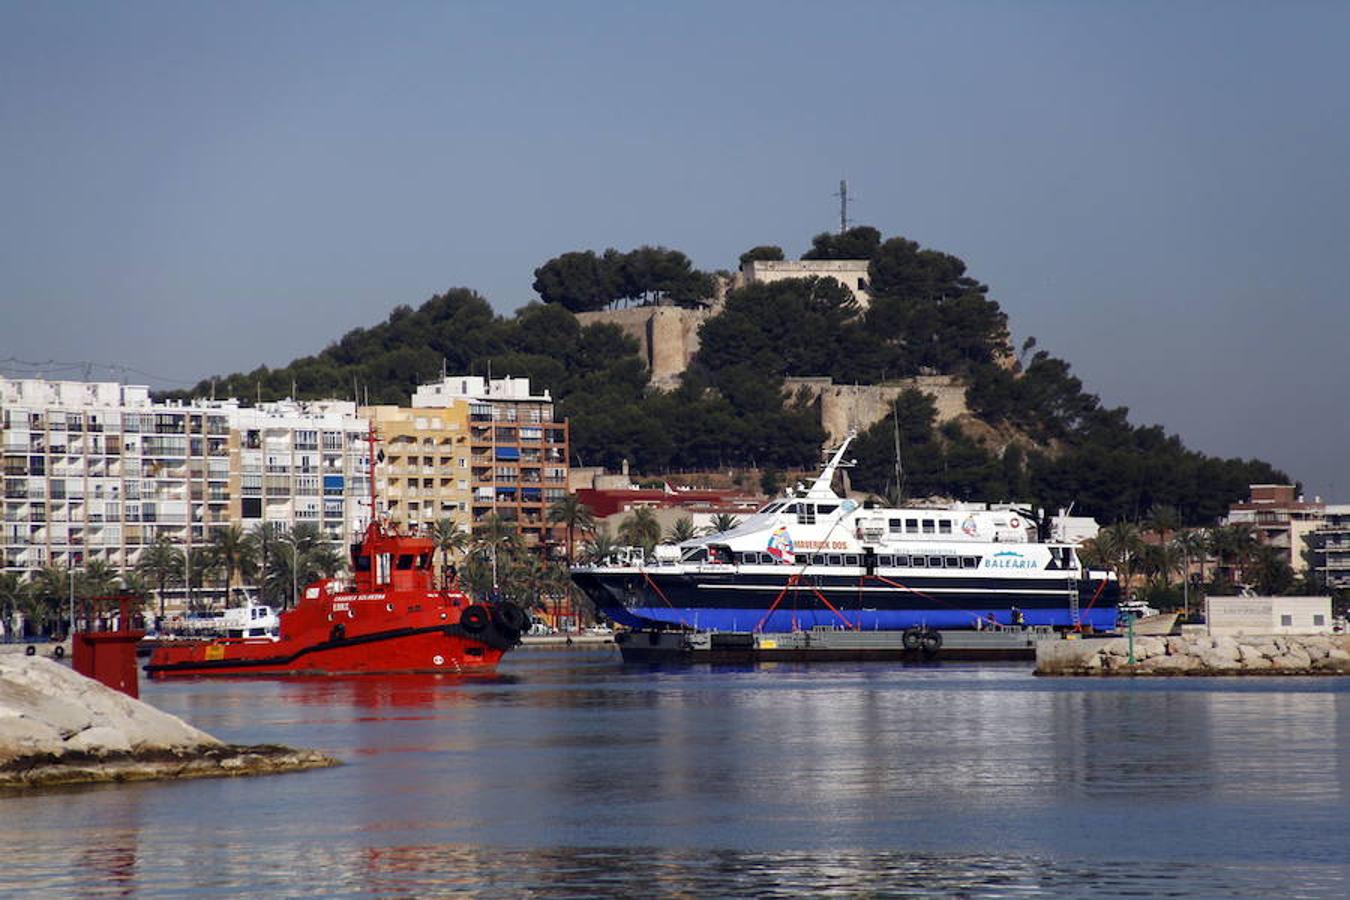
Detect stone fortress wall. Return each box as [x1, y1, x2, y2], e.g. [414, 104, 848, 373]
[782, 376, 970, 445]
[575, 305, 714, 389]
[575, 260, 969, 444]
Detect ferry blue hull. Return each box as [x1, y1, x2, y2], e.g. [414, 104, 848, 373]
[572, 570, 1120, 633]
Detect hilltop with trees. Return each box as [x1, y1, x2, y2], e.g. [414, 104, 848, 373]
[176, 226, 1288, 529]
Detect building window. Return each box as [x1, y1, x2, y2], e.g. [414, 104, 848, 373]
[1314, 614, 1326, 626]
[1280, 614, 1293, 627]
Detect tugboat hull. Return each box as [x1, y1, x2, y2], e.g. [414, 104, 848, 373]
[145, 624, 510, 678]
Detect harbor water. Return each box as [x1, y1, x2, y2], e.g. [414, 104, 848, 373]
[2, 648, 1348, 897]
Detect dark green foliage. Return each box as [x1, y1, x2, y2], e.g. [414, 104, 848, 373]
[697, 277, 860, 379]
[739, 245, 785, 265]
[531, 251, 616, 313]
[533, 246, 714, 311]
[868, 237, 988, 301]
[175, 228, 1289, 527]
[802, 226, 881, 260]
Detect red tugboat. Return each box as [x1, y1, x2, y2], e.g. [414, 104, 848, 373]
[147, 430, 529, 678]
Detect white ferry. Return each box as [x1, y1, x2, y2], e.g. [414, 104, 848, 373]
[571, 435, 1119, 632]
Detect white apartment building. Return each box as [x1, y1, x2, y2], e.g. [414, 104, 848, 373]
[226, 399, 372, 543]
[1, 379, 371, 587]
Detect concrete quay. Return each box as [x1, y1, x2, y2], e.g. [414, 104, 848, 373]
[1036, 632, 1350, 676]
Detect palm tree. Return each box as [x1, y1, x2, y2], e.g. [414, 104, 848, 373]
[1212, 523, 1258, 585]
[1095, 522, 1144, 594]
[618, 507, 662, 554]
[78, 560, 122, 597]
[209, 525, 257, 605]
[0, 572, 29, 640]
[120, 569, 153, 601]
[583, 526, 619, 564]
[137, 535, 185, 621]
[1141, 541, 1182, 589]
[703, 513, 741, 536]
[187, 547, 222, 612]
[247, 522, 284, 606]
[1172, 528, 1209, 617]
[665, 516, 698, 544]
[547, 495, 596, 565]
[30, 564, 72, 637]
[1145, 504, 1181, 545]
[472, 514, 522, 594]
[431, 518, 472, 585]
[267, 524, 346, 608]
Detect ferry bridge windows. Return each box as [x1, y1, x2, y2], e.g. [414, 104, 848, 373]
[817, 504, 838, 516]
[922, 519, 936, 535]
[939, 520, 953, 535]
[905, 518, 918, 533]
[888, 519, 902, 534]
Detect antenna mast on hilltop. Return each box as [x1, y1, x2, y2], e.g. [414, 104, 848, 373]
[834, 178, 851, 233]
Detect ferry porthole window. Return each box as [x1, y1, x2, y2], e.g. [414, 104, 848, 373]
[348, 609, 356, 618]
[896, 555, 910, 567]
[327, 614, 333, 622]
[944, 557, 958, 568]
[386, 603, 394, 612]
[911, 557, 925, 568]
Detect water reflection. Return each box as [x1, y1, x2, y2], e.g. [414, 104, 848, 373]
[2, 654, 1348, 897]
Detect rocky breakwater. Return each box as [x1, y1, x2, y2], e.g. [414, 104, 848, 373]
[1, 656, 337, 789]
[1036, 633, 1350, 676]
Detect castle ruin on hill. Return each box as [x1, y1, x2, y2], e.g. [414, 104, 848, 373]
[575, 259, 969, 445]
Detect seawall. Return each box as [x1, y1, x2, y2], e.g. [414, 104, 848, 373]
[1036, 632, 1350, 676]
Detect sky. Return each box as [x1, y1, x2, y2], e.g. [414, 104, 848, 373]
[2, 1, 1348, 499]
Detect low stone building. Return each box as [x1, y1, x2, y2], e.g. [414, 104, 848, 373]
[1205, 596, 1334, 636]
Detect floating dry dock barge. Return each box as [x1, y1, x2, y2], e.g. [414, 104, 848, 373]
[616, 625, 1061, 663]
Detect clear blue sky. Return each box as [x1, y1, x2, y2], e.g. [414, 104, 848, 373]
[3, 2, 1347, 498]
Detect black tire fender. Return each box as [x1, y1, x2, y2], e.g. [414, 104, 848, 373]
[460, 605, 491, 633]
[25, 644, 36, 657]
[495, 602, 529, 634]
[902, 629, 922, 651]
[921, 630, 943, 654]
